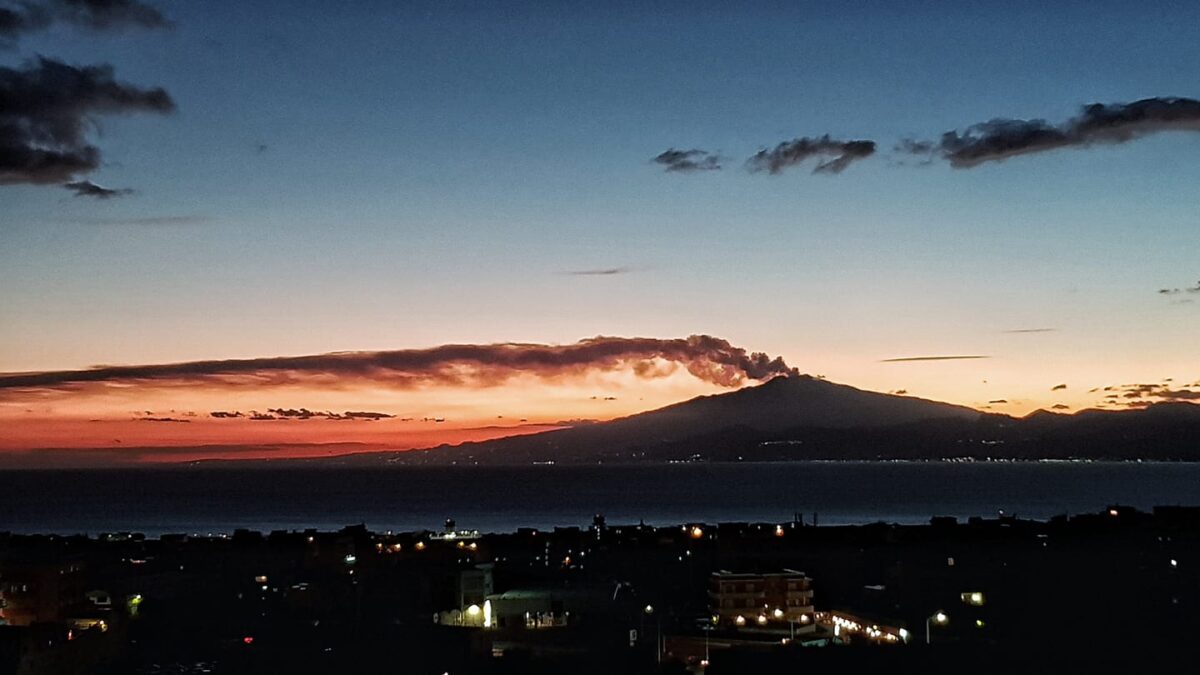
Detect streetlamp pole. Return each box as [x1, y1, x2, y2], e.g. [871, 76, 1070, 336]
[926, 611, 948, 645]
[704, 624, 710, 664]
[656, 615, 662, 665]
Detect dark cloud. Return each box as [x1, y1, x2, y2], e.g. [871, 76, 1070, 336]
[903, 97, 1200, 168]
[1051, 404, 1070, 410]
[262, 408, 396, 421]
[1051, 384, 1067, 391]
[63, 179, 132, 198]
[652, 148, 721, 173]
[0, 335, 799, 397]
[747, 135, 876, 175]
[0, 57, 174, 184]
[136, 416, 189, 423]
[1151, 388, 1200, 401]
[1002, 328, 1056, 334]
[1158, 280, 1200, 295]
[0, 0, 168, 45]
[988, 399, 1008, 404]
[209, 411, 242, 418]
[880, 355, 990, 363]
[562, 267, 630, 276]
[0, 4, 49, 46]
[340, 411, 395, 420]
[1101, 382, 1200, 403]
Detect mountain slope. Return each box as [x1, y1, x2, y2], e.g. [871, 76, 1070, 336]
[388, 375, 988, 465]
[370, 376, 1200, 465]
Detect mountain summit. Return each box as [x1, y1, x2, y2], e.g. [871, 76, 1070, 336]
[380, 375, 1200, 465]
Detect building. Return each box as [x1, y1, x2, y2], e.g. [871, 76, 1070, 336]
[708, 569, 815, 633]
[0, 559, 86, 626]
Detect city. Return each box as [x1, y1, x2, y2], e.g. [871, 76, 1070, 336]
[4, 504, 1198, 673]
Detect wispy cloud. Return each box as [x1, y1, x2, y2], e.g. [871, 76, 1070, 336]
[68, 215, 210, 226]
[1158, 280, 1200, 295]
[1100, 382, 1200, 403]
[900, 97, 1200, 168]
[63, 180, 134, 199]
[747, 135, 876, 175]
[1, 0, 169, 46]
[217, 408, 398, 422]
[1002, 328, 1056, 334]
[652, 148, 721, 173]
[0, 335, 798, 398]
[880, 355, 990, 363]
[561, 267, 630, 276]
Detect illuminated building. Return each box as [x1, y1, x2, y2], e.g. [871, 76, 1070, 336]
[708, 570, 815, 632]
[821, 610, 908, 644]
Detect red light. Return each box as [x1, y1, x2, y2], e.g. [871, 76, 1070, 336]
[243, 636, 254, 645]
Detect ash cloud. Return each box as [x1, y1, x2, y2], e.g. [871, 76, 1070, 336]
[0, 57, 174, 184]
[0, 335, 799, 398]
[63, 179, 132, 198]
[747, 135, 876, 175]
[652, 148, 721, 173]
[902, 97, 1200, 168]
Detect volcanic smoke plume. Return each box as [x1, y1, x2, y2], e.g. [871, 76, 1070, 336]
[0, 335, 798, 397]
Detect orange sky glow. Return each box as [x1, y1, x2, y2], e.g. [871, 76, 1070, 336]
[1, 336, 1196, 466]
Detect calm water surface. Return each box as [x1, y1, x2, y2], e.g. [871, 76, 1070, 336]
[2, 462, 1198, 536]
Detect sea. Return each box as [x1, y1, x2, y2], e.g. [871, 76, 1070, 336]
[2, 462, 1199, 537]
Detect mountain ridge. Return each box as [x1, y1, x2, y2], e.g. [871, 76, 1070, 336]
[359, 375, 1200, 465]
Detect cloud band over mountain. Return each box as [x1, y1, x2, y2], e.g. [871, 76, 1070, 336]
[0, 335, 798, 397]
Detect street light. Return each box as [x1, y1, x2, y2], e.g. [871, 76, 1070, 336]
[641, 605, 662, 664]
[925, 611, 949, 645]
[703, 622, 712, 666]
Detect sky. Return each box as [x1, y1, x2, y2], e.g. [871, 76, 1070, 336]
[1, 0, 1198, 463]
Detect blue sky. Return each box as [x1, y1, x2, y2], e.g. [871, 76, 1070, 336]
[2, 0, 1199, 415]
